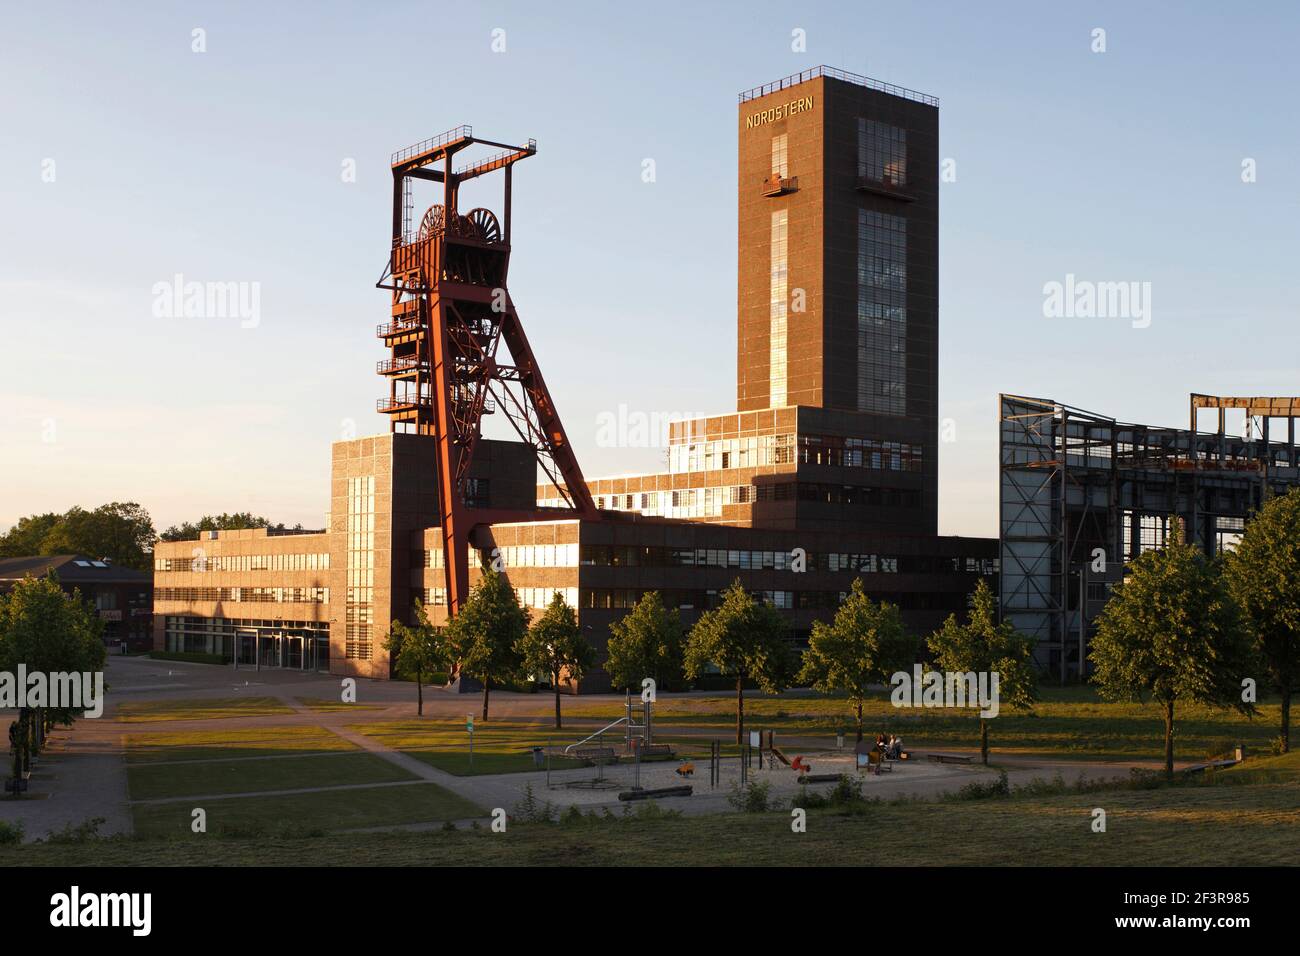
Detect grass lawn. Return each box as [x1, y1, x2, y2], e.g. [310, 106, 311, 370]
[351, 719, 588, 775]
[114, 696, 295, 723]
[129, 781, 483, 838]
[562, 686, 1285, 761]
[10, 772, 1298, 865]
[293, 697, 385, 713]
[125, 726, 358, 764]
[127, 753, 418, 800]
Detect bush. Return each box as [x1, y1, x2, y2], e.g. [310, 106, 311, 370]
[946, 771, 1010, 802]
[42, 817, 106, 844]
[726, 780, 772, 813]
[792, 773, 870, 811]
[512, 784, 557, 824]
[632, 800, 682, 821]
[0, 820, 25, 845]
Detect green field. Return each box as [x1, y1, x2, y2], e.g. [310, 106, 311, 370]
[114, 696, 295, 723]
[562, 687, 1285, 761]
[129, 782, 484, 839]
[127, 753, 417, 800]
[125, 726, 358, 763]
[8, 764, 1298, 865]
[351, 719, 590, 775]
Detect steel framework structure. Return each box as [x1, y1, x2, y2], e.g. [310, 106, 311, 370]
[1000, 393, 1300, 681]
[377, 127, 597, 618]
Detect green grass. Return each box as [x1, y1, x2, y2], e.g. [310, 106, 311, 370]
[352, 719, 587, 775]
[127, 753, 418, 800]
[125, 726, 358, 764]
[114, 696, 294, 723]
[293, 697, 384, 713]
[129, 782, 484, 838]
[9, 772, 1298, 865]
[562, 687, 1284, 761]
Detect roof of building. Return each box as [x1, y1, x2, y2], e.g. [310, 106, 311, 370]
[0, 554, 151, 585]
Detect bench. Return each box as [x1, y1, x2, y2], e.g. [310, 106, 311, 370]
[571, 746, 617, 765]
[927, 753, 973, 765]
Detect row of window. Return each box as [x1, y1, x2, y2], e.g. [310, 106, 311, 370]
[156, 587, 329, 604]
[422, 586, 579, 610]
[577, 545, 997, 575]
[581, 588, 974, 612]
[757, 482, 923, 509]
[155, 553, 330, 573]
[668, 432, 796, 474]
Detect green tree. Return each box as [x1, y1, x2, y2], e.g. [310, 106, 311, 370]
[799, 579, 916, 742]
[517, 592, 595, 729]
[1, 503, 156, 570]
[445, 567, 528, 721]
[604, 590, 685, 693]
[684, 580, 795, 744]
[1091, 529, 1255, 778]
[159, 512, 301, 541]
[0, 513, 61, 558]
[927, 579, 1037, 765]
[0, 573, 108, 782]
[1223, 488, 1300, 753]
[383, 600, 452, 717]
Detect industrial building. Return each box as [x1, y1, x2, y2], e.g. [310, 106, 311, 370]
[1000, 392, 1300, 680]
[153, 66, 999, 688]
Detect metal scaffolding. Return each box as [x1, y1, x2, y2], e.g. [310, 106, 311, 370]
[999, 393, 1300, 681]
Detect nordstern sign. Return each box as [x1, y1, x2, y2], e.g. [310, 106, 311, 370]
[745, 95, 815, 130]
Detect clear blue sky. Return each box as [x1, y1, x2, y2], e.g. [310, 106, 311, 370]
[3, 1, 1297, 538]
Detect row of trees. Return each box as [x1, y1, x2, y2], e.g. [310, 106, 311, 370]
[384, 488, 1300, 776]
[0, 575, 108, 789]
[1092, 488, 1300, 775]
[381, 566, 1036, 757]
[0, 505, 304, 568]
[0, 503, 156, 570]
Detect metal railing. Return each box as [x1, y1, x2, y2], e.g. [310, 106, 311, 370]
[453, 139, 537, 177]
[376, 395, 428, 412]
[738, 65, 938, 106]
[377, 357, 425, 375]
[376, 315, 423, 337]
[390, 125, 473, 165]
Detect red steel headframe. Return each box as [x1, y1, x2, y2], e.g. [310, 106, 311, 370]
[376, 127, 598, 621]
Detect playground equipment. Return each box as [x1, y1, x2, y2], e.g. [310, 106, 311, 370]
[675, 761, 695, 778]
[562, 690, 663, 757]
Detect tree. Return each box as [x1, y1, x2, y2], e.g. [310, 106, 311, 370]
[159, 512, 301, 541]
[444, 567, 528, 721]
[1091, 528, 1255, 778]
[684, 580, 795, 744]
[1, 503, 156, 570]
[927, 579, 1037, 765]
[1223, 488, 1300, 753]
[0, 513, 61, 558]
[799, 579, 916, 742]
[0, 573, 108, 783]
[382, 600, 451, 717]
[604, 590, 685, 693]
[517, 592, 595, 729]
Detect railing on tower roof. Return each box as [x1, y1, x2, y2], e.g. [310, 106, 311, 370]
[390, 125, 474, 165]
[738, 65, 938, 107]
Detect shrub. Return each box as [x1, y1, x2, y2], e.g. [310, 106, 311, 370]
[0, 820, 24, 845]
[947, 771, 1010, 802]
[43, 817, 106, 844]
[512, 783, 557, 824]
[726, 780, 772, 813]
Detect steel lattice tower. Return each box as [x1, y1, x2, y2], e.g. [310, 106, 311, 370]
[377, 127, 597, 618]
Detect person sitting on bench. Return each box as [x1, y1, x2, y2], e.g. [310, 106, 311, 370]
[885, 735, 903, 759]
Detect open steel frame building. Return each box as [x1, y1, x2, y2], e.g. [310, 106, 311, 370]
[1000, 392, 1300, 680]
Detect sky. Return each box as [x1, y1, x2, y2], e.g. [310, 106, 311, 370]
[3, 1, 1298, 539]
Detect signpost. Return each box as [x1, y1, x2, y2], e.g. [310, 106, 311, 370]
[467, 714, 474, 770]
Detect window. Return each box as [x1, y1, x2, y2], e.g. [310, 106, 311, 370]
[771, 133, 789, 178]
[857, 118, 907, 186]
[769, 209, 789, 407]
[857, 208, 907, 414]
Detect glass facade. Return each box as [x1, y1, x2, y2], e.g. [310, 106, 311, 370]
[345, 475, 375, 660]
[857, 117, 907, 186]
[769, 209, 789, 407]
[856, 208, 907, 415]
